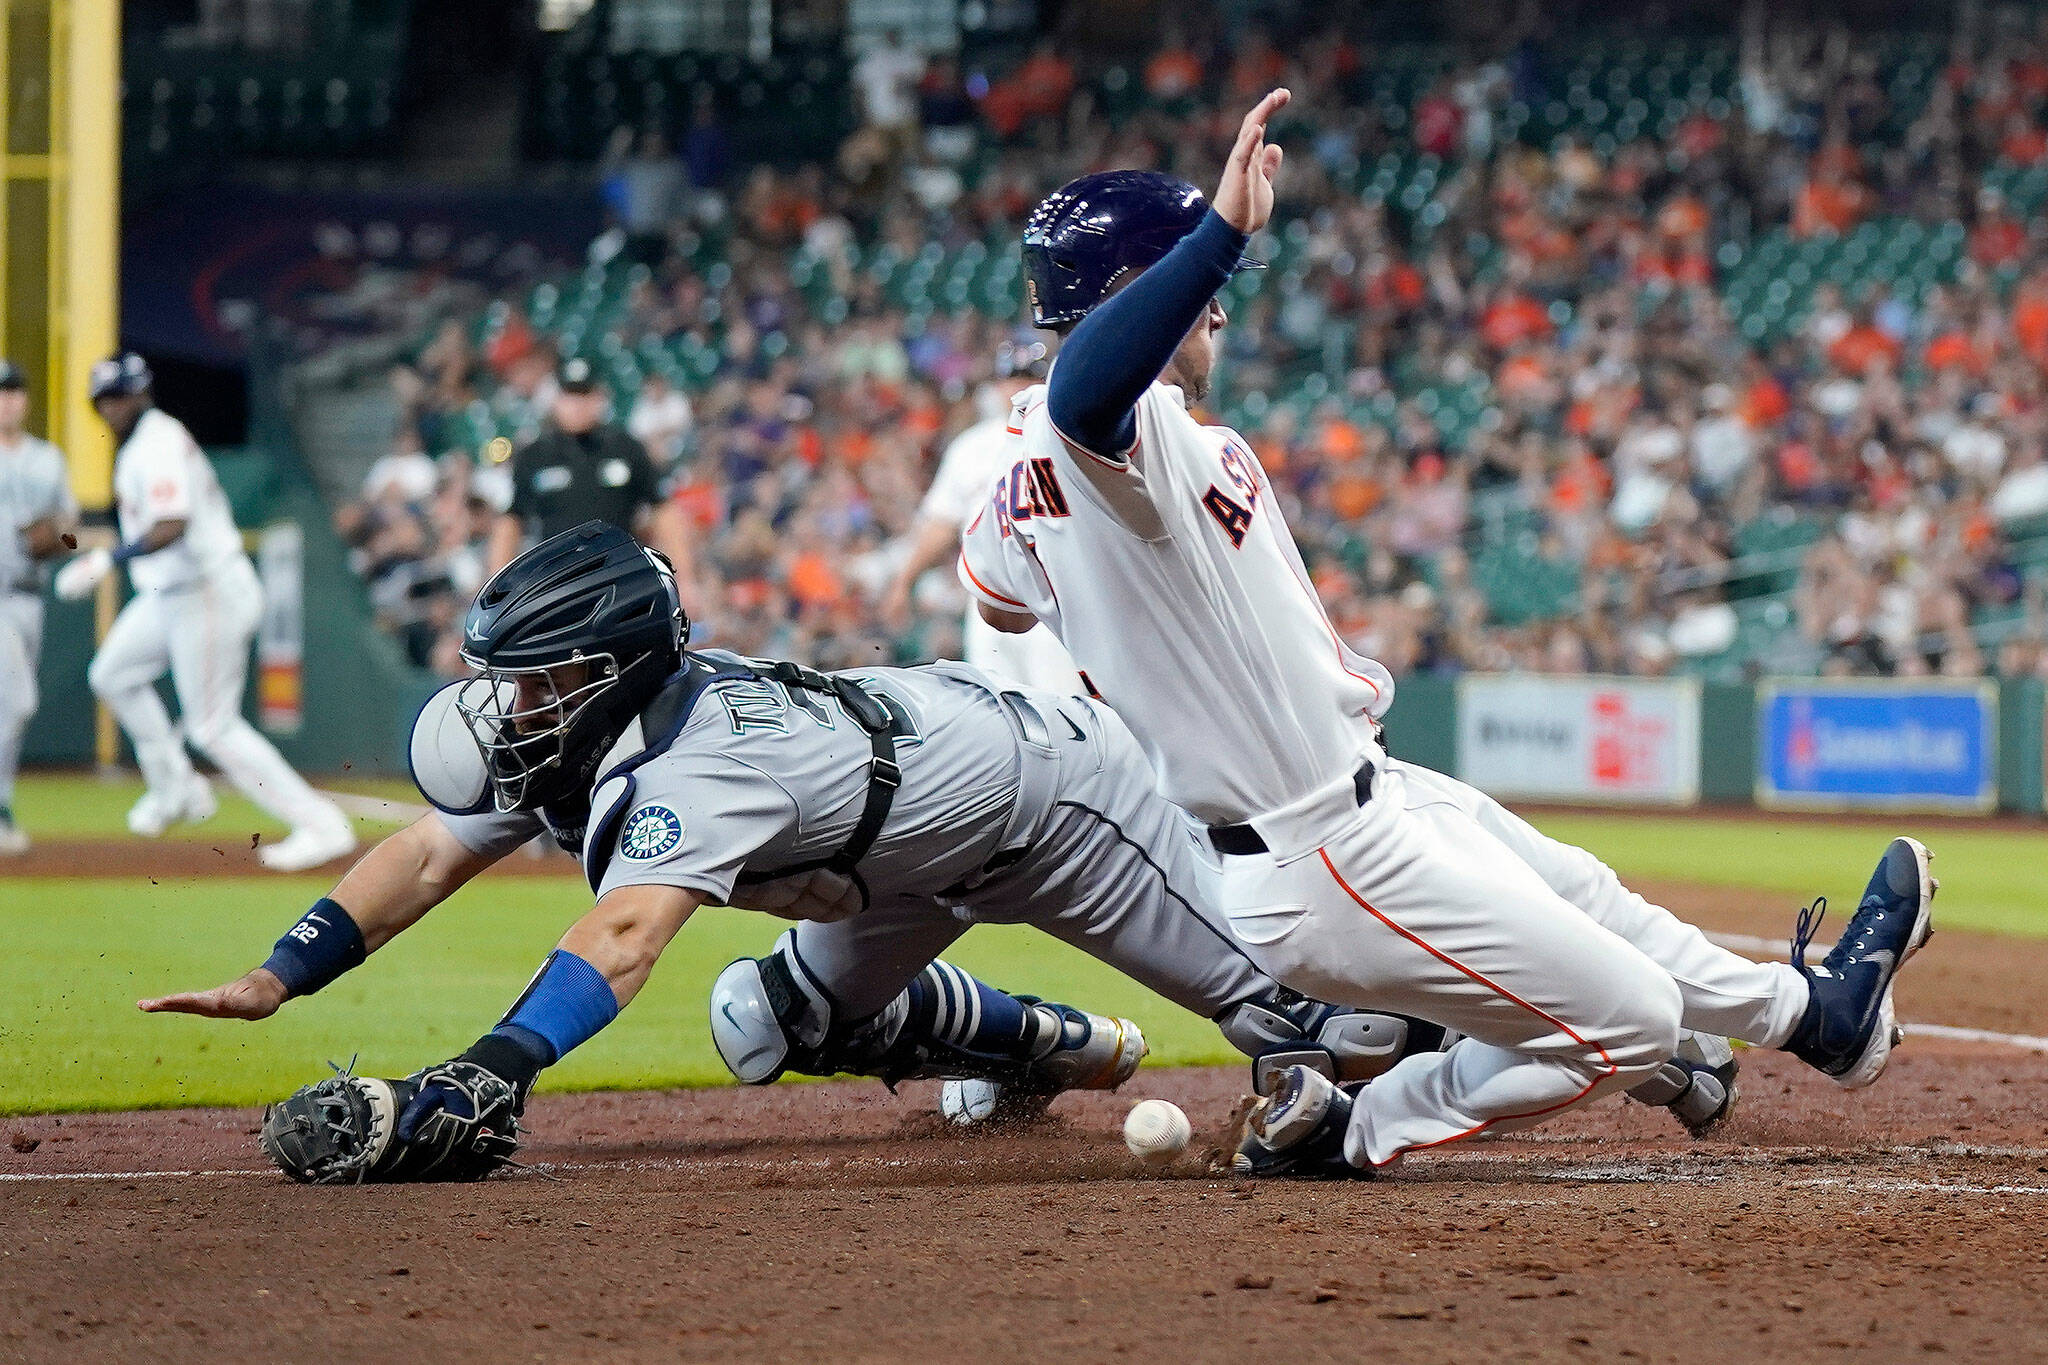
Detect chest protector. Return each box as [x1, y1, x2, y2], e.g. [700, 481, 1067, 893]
[581, 654, 912, 911]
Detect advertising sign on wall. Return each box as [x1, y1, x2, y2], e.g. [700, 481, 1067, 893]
[1456, 676, 1702, 805]
[1756, 680, 1997, 812]
[255, 523, 305, 735]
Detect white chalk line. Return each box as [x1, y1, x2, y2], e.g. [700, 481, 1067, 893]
[318, 789, 426, 824]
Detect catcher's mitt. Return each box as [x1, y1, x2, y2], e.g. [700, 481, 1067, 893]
[260, 1060, 522, 1184]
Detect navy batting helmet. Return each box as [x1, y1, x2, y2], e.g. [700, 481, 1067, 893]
[88, 352, 153, 401]
[1021, 170, 1262, 329]
[454, 520, 686, 810]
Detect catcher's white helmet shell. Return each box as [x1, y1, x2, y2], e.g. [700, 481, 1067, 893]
[408, 680, 494, 816]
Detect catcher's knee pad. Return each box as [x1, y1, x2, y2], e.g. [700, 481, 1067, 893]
[1217, 990, 1450, 1095]
[709, 935, 911, 1085]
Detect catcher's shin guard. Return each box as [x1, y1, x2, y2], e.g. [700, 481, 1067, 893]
[1217, 989, 1449, 1095]
[709, 939, 1146, 1097]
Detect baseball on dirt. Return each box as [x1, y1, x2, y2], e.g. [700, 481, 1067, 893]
[1122, 1099, 1191, 1166]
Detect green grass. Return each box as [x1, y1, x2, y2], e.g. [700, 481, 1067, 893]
[9, 772, 415, 843]
[4, 775, 2043, 1115]
[0, 874, 1239, 1115]
[1532, 814, 2046, 939]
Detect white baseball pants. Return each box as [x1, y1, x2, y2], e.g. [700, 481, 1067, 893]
[1216, 757, 1810, 1167]
[0, 591, 42, 810]
[87, 564, 340, 832]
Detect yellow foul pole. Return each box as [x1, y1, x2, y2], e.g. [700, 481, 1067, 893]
[50, 0, 123, 764]
[53, 0, 120, 509]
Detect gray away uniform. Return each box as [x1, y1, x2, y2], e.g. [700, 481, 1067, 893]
[0, 434, 74, 811]
[435, 651, 1404, 1091]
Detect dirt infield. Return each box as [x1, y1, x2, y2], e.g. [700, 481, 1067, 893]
[7, 840, 2048, 1360]
[5, 1046, 2048, 1364]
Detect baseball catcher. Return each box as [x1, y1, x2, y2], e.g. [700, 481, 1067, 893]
[143, 521, 1462, 1182]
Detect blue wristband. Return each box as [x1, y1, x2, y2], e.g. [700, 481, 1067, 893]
[260, 898, 367, 997]
[109, 540, 145, 566]
[497, 949, 620, 1064]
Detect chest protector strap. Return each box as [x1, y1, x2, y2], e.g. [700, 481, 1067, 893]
[731, 660, 907, 911]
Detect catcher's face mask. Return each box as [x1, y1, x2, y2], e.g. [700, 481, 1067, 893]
[454, 655, 620, 812]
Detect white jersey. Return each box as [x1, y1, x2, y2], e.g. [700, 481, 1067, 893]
[958, 381, 1392, 825]
[920, 416, 1014, 527]
[924, 414, 1082, 695]
[112, 408, 250, 594]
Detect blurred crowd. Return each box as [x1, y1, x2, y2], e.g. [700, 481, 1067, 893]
[337, 4, 2048, 683]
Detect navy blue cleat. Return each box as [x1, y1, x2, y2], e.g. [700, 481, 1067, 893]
[1785, 837, 1937, 1089]
[1232, 1064, 1371, 1180]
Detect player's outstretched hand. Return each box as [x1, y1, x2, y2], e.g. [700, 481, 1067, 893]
[138, 967, 288, 1020]
[1212, 88, 1289, 235]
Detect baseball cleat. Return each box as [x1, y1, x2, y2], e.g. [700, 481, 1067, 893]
[1025, 1003, 1148, 1092]
[259, 818, 359, 873]
[1627, 1032, 1739, 1138]
[0, 810, 27, 857]
[1232, 1063, 1369, 1180]
[1785, 837, 1936, 1089]
[937, 1006, 1146, 1129]
[127, 775, 215, 838]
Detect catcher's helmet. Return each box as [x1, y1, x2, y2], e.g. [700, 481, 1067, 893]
[1021, 170, 1263, 329]
[455, 520, 686, 811]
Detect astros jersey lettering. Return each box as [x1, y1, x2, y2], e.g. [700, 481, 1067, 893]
[921, 414, 1081, 694]
[959, 381, 1392, 824]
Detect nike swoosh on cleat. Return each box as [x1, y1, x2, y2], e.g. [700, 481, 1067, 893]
[1862, 948, 1896, 974]
[1058, 711, 1086, 741]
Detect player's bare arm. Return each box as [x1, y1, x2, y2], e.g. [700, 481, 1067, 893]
[977, 600, 1039, 633]
[554, 883, 706, 1008]
[136, 812, 500, 1019]
[18, 514, 71, 560]
[882, 514, 962, 626]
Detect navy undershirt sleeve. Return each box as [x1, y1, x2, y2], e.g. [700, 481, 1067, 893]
[1046, 209, 1250, 458]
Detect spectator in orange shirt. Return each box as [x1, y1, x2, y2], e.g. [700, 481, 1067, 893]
[1792, 170, 1867, 237]
[1012, 40, 1076, 120]
[1923, 330, 1988, 375]
[2013, 270, 2048, 362]
[1828, 311, 1903, 374]
[2000, 112, 2048, 165]
[1480, 289, 1552, 352]
[1970, 189, 2028, 268]
[1145, 30, 1204, 102]
[1738, 358, 1790, 428]
[1226, 35, 1285, 101]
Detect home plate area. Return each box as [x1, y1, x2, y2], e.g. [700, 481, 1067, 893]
[5, 1041, 2047, 1363]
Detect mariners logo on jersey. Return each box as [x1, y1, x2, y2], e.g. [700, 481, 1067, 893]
[619, 803, 684, 860]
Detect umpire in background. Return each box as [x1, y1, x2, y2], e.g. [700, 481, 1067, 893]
[488, 357, 686, 580]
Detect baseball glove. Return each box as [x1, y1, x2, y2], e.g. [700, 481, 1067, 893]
[260, 1060, 522, 1184]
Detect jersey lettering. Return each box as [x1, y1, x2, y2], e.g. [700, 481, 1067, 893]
[1218, 442, 1262, 508]
[1201, 486, 1254, 548]
[1030, 458, 1071, 516]
[996, 458, 1072, 530]
[778, 682, 836, 729]
[719, 680, 790, 735]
